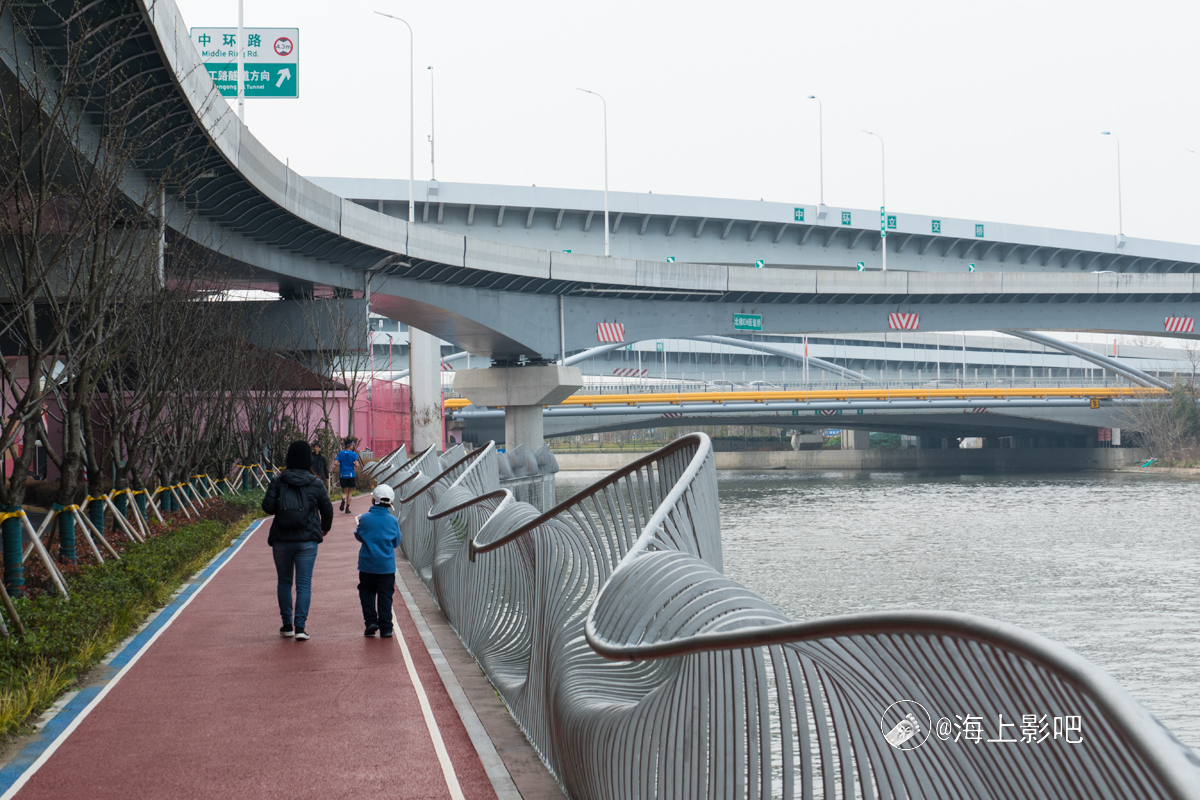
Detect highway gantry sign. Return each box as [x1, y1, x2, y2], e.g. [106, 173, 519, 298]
[794, 208, 805, 221]
[755, 259, 764, 268]
[841, 212, 852, 225]
[931, 220, 942, 234]
[733, 313, 763, 331]
[191, 27, 300, 98]
[975, 224, 985, 237]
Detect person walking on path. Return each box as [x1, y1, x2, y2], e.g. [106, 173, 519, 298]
[354, 484, 401, 637]
[262, 440, 334, 641]
[311, 442, 329, 490]
[335, 438, 361, 514]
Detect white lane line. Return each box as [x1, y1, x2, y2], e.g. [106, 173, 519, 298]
[392, 609, 466, 800]
[0, 523, 261, 800]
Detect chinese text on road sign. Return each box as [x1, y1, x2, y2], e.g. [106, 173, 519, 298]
[733, 314, 762, 331]
[190, 27, 299, 98]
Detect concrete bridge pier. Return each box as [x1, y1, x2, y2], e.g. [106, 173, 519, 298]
[409, 327, 444, 453]
[454, 364, 583, 449]
[841, 429, 870, 450]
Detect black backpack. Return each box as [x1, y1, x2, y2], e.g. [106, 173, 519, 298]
[276, 481, 310, 529]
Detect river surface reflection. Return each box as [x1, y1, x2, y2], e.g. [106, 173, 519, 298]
[556, 468, 1200, 750]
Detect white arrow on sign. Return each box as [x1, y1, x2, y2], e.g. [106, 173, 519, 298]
[276, 67, 291, 87]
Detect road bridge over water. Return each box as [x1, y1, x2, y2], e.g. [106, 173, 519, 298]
[447, 386, 1144, 447]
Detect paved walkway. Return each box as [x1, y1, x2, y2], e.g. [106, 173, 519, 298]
[5, 511, 501, 799]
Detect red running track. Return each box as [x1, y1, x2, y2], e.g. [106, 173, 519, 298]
[15, 510, 497, 800]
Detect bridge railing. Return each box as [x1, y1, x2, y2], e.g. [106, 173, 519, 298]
[395, 434, 1200, 799]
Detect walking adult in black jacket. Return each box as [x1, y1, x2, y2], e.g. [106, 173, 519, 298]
[311, 443, 330, 489]
[261, 440, 334, 641]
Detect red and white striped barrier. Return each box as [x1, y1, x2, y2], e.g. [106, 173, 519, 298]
[659, 412, 684, 419]
[888, 312, 919, 330]
[970, 407, 989, 413]
[612, 368, 649, 377]
[597, 322, 625, 343]
[440, 361, 454, 372]
[1164, 316, 1194, 333]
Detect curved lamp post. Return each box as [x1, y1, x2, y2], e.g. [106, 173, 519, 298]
[1100, 131, 1123, 239]
[862, 130, 886, 271]
[374, 11, 415, 224]
[577, 88, 609, 256]
[807, 95, 824, 218]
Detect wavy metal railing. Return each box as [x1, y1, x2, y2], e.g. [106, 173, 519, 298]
[394, 433, 1200, 799]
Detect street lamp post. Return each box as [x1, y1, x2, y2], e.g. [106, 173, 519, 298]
[374, 11, 415, 223]
[1100, 131, 1123, 238]
[236, 0, 245, 121]
[807, 95, 824, 219]
[863, 130, 886, 271]
[427, 66, 435, 180]
[577, 88, 609, 256]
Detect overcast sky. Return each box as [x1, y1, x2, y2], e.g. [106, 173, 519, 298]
[175, 0, 1200, 248]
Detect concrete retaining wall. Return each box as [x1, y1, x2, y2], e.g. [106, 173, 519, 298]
[555, 447, 1148, 473]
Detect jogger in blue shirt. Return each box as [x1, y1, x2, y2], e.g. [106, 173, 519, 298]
[335, 438, 360, 514]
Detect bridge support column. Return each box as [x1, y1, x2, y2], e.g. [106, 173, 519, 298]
[454, 365, 583, 449]
[410, 327, 444, 453]
[841, 429, 869, 450]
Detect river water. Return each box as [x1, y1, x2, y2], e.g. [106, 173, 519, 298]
[556, 468, 1200, 751]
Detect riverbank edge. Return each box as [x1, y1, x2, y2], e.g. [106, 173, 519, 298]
[555, 448, 1149, 472]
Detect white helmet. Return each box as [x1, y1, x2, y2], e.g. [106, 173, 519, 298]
[372, 484, 395, 505]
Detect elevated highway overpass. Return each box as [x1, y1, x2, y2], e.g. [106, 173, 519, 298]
[8, 0, 1199, 365]
[313, 176, 1200, 276]
[10, 0, 1199, 451]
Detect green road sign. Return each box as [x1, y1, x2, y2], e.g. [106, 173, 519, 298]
[794, 208, 805, 222]
[655, 342, 664, 352]
[968, 263, 976, 273]
[200, 62, 297, 97]
[975, 224, 985, 237]
[733, 313, 762, 331]
[191, 27, 299, 99]
[841, 211, 852, 225]
[887, 215, 897, 229]
[931, 219, 942, 234]
[856, 261, 866, 271]
[562, 249, 572, 253]
[755, 259, 764, 268]
[666, 256, 675, 262]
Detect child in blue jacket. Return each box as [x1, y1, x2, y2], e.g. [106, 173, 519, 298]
[354, 484, 401, 637]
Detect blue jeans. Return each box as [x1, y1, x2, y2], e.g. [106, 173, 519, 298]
[273, 541, 318, 629]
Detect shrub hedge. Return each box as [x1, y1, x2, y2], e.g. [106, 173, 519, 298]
[0, 497, 261, 738]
